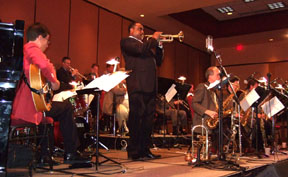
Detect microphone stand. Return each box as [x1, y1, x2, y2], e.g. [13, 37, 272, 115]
[212, 52, 240, 160]
[209, 50, 245, 171]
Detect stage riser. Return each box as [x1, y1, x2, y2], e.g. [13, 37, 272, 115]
[99, 135, 191, 150]
[228, 159, 288, 177]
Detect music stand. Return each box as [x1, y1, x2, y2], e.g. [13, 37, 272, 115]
[157, 77, 175, 148]
[77, 88, 121, 170]
[173, 82, 191, 146]
[251, 86, 270, 158]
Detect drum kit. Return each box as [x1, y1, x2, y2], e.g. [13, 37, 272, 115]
[54, 81, 97, 152]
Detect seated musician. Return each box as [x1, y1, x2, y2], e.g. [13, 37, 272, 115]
[221, 75, 244, 150]
[56, 56, 79, 93]
[11, 23, 90, 165]
[102, 66, 129, 134]
[156, 94, 187, 135]
[84, 63, 99, 84]
[192, 66, 220, 153]
[240, 78, 272, 152]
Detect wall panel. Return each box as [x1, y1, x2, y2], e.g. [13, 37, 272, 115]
[175, 42, 189, 80]
[188, 48, 200, 86]
[120, 18, 132, 68]
[69, 0, 99, 74]
[36, 0, 70, 67]
[98, 9, 122, 74]
[159, 43, 175, 79]
[0, 0, 35, 42]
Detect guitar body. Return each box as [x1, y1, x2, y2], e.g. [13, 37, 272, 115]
[29, 64, 52, 112]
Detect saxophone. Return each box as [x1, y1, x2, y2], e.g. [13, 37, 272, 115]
[241, 107, 251, 127]
[206, 93, 234, 129]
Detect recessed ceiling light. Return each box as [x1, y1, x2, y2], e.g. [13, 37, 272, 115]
[217, 6, 234, 14]
[267, 2, 285, 10]
[269, 38, 274, 42]
[243, 0, 255, 3]
[140, 14, 145, 17]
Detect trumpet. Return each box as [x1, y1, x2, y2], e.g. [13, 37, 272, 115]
[69, 66, 88, 80]
[145, 31, 184, 42]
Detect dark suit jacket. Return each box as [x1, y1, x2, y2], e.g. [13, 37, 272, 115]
[56, 67, 74, 93]
[192, 82, 217, 131]
[120, 37, 163, 94]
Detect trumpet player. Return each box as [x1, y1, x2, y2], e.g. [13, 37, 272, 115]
[56, 56, 79, 92]
[120, 22, 163, 161]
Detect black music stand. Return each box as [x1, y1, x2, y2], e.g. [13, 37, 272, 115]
[250, 86, 270, 158]
[173, 82, 191, 147]
[77, 88, 121, 171]
[157, 77, 175, 148]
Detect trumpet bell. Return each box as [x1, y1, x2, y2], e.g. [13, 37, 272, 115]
[178, 31, 184, 42]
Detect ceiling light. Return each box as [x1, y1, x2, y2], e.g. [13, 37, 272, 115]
[243, 0, 255, 3]
[227, 12, 233, 15]
[267, 2, 285, 10]
[140, 14, 145, 17]
[217, 6, 234, 14]
[269, 38, 274, 42]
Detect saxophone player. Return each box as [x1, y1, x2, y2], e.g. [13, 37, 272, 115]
[192, 66, 220, 154]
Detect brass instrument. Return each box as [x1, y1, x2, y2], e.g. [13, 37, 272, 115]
[145, 31, 184, 42]
[69, 66, 88, 80]
[191, 123, 209, 162]
[206, 93, 234, 129]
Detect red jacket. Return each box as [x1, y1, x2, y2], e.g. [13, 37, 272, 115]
[11, 42, 58, 125]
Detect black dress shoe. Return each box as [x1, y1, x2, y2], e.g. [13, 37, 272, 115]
[64, 152, 91, 164]
[38, 156, 59, 166]
[143, 153, 161, 159]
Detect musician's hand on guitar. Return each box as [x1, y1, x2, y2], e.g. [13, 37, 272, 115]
[51, 80, 60, 90]
[205, 110, 218, 119]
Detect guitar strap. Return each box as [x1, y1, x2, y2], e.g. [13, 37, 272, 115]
[22, 73, 41, 95]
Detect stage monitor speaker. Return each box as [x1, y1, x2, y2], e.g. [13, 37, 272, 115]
[256, 159, 288, 177]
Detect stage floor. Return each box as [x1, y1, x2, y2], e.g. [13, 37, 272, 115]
[7, 145, 288, 177]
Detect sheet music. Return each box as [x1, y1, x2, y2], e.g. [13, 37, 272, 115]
[165, 84, 177, 103]
[240, 88, 260, 111]
[261, 96, 285, 118]
[52, 90, 77, 102]
[84, 71, 129, 92]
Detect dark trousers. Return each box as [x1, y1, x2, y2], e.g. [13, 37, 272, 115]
[127, 92, 155, 156]
[45, 100, 80, 154]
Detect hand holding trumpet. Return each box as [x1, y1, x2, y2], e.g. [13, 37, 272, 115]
[68, 66, 87, 80]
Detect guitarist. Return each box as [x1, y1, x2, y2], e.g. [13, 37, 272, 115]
[11, 23, 90, 165]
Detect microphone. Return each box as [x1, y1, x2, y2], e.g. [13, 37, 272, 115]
[243, 72, 257, 84]
[206, 35, 214, 52]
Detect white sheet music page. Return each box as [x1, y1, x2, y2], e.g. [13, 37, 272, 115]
[240, 88, 260, 111]
[84, 71, 129, 92]
[261, 96, 285, 118]
[165, 84, 177, 103]
[52, 90, 77, 102]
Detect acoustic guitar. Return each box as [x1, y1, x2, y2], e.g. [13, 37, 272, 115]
[29, 64, 53, 112]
